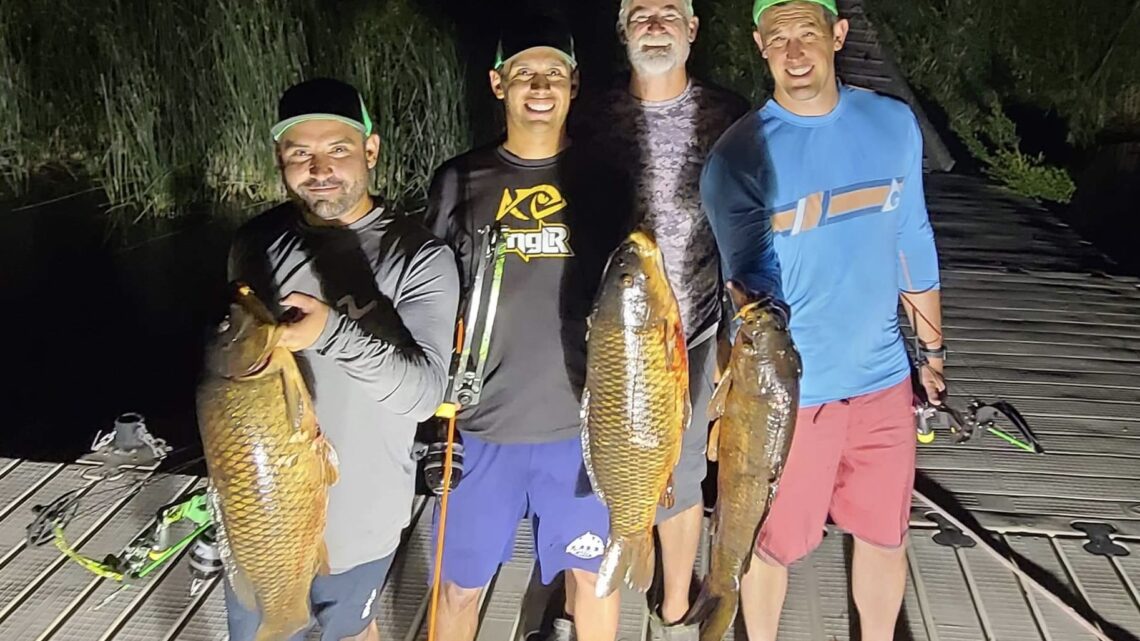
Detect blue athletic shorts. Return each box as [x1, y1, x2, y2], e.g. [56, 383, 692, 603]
[429, 433, 611, 588]
[223, 553, 394, 641]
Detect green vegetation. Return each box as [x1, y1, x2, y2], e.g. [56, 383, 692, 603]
[691, 0, 771, 106]
[0, 11, 24, 193]
[4, 0, 1137, 213]
[0, 0, 468, 217]
[866, 0, 1140, 203]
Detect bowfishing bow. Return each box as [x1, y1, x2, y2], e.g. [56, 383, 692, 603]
[24, 413, 221, 609]
[910, 338, 1045, 454]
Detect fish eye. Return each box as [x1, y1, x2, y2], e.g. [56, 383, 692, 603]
[621, 274, 634, 287]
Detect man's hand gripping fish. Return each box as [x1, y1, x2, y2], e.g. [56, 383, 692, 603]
[581, 228, 691, 599]
[684, 296, 801, 641]
[196, 284, 339, 641]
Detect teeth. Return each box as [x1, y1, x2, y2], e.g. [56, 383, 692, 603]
[527, 102, 554, 112]
[787, 66, 812, 77]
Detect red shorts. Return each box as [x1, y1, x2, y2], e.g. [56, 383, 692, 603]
[755, 378, 915, 566]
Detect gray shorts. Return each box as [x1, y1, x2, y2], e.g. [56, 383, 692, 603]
[655, 335, 717, 524]
[223, 553, 395, 641]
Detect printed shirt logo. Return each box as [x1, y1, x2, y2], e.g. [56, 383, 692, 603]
[361, 588, 377, 619]
[770, 177, 905, 236]
[495, 184, 573, 262]
[565, 532, 605, 560]
[337, 295, 377, 321]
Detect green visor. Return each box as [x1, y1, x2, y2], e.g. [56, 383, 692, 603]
[271, 112, 371, 142]
[753, 0, 838, 25]
[271, 78, 374, 141]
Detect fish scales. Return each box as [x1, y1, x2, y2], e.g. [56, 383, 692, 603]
[686, 301, 801, 641]
[582, 228, 690, 599]
[197, 285, 337, 641]
[587, 323, 683, 535]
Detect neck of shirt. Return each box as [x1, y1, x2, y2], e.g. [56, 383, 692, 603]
[766, 82, 847, 128]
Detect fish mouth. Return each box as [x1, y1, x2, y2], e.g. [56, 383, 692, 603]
[242, 351, 273, 377]
[627, 228, 658, 253]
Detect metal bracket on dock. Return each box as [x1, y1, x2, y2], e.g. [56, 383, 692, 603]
[1072, 522, 1130, 557]
[925, 511, 976, 548]
[76, 412, 172, 481]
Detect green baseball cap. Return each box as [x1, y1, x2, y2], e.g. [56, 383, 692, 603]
[753, 0, 838, 25]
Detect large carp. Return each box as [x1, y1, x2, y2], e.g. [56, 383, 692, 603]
[197, 284, 338, 641]
[581, 228, 690, 599]
[685, 299, 801, 641]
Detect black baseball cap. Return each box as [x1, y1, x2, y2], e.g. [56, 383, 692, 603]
[271, 77, 374, 141]
[493, 13, 577, 70]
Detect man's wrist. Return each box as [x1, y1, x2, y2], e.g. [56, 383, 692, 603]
[915, 338, 947, 363]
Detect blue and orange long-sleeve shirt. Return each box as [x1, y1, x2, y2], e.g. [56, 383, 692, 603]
[701, 84, 941, 407]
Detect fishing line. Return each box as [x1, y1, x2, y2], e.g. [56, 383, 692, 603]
[65, 452, 205, 521]
[913, 488, 1114, 641]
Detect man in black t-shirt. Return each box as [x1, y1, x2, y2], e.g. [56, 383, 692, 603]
[423, 13, 633, 641]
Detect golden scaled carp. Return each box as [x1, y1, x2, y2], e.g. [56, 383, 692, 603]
[581, 227, 691, 599]
[196, 284, 338, 641]
[684, 299, 801, 641]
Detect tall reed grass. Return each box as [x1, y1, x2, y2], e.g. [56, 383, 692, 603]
[1, 0, 469, 217]
[334, 0, 469, 213]
[204, 0, 309, 206]
[0, 12, 24, 193]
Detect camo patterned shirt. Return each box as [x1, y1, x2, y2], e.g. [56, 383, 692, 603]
[574, 79, 749, 343]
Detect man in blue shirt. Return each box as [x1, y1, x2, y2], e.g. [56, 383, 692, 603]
[700, 1, 947, 639]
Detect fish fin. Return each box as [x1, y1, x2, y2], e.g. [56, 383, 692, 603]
[252, 591, 312, 641]
[595, 531, 655, 598]
[659, 473, 676, 509]
[206, 483, 245, 611]
[280, 357, 306, 434]
[317, 434, 340, 487]
[663, 317, 689, 373]
[681, 384, 693, 433]
[669, 319, 692, 432]
[579, 390, 606, 502]
[707, 368, 732, 422]
[226, 563, 259, 613]
[316, 540, 332, 576]
[683, 579, 737, 641]
[705, 369, 730, 462]
[707, 419, 721, 463]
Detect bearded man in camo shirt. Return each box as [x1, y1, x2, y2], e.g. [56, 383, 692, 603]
[570, 1, 749, 638]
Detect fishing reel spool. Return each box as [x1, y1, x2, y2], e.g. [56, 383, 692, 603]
[415, 419, 466, 496]
[187, 526, 223, 595]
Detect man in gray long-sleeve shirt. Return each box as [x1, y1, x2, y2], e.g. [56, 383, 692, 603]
[223, 78, 460, 641]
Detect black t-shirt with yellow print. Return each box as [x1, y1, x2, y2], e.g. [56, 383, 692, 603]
[424, 142, 634, 444]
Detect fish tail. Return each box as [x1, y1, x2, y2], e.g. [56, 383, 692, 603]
[253, 593, 311, 641]
[683, 577, 737, 641]
[594, 530, 655, 598]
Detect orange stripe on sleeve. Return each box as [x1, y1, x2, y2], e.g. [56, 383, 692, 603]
[827, 186, 890, 218]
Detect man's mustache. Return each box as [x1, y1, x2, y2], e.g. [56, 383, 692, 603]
[302, 178, 344, 189]
[637, 34, 677, 48]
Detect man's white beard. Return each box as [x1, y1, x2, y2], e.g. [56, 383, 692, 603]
[628, 34, 689, 77]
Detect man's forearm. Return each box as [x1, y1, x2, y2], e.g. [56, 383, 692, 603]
[901, 289, 943, 348]
[315, 245, 460, 421]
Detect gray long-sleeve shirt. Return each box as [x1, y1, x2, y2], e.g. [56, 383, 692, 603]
[227, 201, 459, 572]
